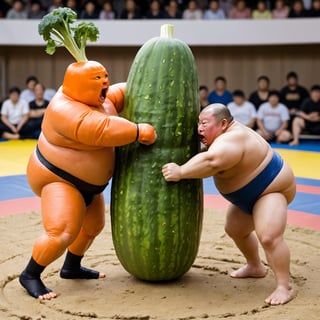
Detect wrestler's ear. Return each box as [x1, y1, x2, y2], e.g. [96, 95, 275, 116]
[221, 118, 228, 130]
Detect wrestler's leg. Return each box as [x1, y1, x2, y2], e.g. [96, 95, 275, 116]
[225, 204, 267, 278]
[60, 193, 106, 279]
[20, 182, 86, 300]
[253, 192, 294, 305]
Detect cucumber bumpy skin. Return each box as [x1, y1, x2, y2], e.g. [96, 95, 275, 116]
[110, 24, 203, 281]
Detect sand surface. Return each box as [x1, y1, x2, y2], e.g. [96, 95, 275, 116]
[0, 207, 319, 320]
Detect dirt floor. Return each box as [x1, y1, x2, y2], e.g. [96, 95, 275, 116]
[0, 207, 319, 320]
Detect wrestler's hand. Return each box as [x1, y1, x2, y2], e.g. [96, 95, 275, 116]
[137, 124, 157, 145]
[162, 163, 181, 182]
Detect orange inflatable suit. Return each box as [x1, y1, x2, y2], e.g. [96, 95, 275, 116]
[19, 61, 156, 300]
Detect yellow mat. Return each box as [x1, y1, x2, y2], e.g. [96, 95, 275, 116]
[276, 149, 320, 180]
[0, 140, 319, 180]
[0, 140, 37, 176]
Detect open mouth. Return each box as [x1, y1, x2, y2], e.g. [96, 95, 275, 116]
[100, 88, 107, 100]
[198, 134, 207, 145]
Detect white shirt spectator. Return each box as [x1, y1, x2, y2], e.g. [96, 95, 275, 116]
[257, 102, 290, 132]
[1, 98, 29, 125]
[227, 101, 257, 126]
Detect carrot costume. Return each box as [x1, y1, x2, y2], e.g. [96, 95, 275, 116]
[19, 11, 156, 299]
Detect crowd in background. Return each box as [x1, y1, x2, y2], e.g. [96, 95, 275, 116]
[199, 71, 320, 146]
[0, 76, 56, 140]
[1, 70, 320, 146]
[0, 0, 320, 20]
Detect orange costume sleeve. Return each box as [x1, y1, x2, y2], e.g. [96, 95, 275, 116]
[104, 82, 126, 114]
[42, 88, 138, 148]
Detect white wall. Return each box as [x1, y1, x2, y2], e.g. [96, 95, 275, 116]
[0, 19, 319, 47]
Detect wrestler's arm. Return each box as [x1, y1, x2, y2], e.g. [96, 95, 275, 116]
[162, 138, 243, 182]
[48, 103, 155, 147]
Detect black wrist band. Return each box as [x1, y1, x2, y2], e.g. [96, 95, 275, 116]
[135, 124, 139, 141]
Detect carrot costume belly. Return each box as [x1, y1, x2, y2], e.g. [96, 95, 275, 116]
[36, 146, 108, 206]
[27, 147, 109, 204]
[37, 133, 116, 184]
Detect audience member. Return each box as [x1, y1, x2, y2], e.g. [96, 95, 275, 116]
[48, 0, 63, 12]
[303, 0, 312, 10]
[203, 0, 226, 19]
[228, 0, 251, 19]
[6, 0, 27, 19]
[220, 0, 234, 16]
[79, 1, 99, 19]
[252, 0, 272, 19]
[65, 0, 79, 15]
[27, 82, 49, 138]
[208, 76, 233, 105]
[290, 84, 320, 145]
[197, 0, 209, 11]
[199, 85, 209, 110]
[256, 90, 292, 143]
[99, 0, 117, 19]
[20, 75, 38, 103]
[27, 0, 46, 19]
[272, 0, 289, 18]
[0, 86, 32, 140]
[249, 75, 270, 110]
[120, 0, 142, 19]
[39, 0, 52, 11]
[141, 0, 156, 17]
[165, 0, 182, 18]
[146, 0, 166, 19]
[113, 0, 126, 17]
[19, 75, 55, 104]
[307, 0, 320, 16]
[227, 89, 257, 128]
[280, 71, 309, 128]
[0, 0, 11, 18]
[288, 0, 308, 17]
[182, 0, 203, 19]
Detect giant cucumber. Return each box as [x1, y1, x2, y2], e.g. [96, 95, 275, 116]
[110, 24, 203, 281]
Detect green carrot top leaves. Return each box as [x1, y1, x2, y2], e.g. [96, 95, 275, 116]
[38, 7, 99, 62]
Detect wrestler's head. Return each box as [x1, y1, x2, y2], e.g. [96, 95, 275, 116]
[198, 104, 233, 146]
[62, 60, 110, 107]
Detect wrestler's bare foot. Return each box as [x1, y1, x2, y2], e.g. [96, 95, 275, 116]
[38, 291, 58, 300]
[264, 284, 295, 305]
[289, 140, 299, 146]
[230, 264, 267, 278]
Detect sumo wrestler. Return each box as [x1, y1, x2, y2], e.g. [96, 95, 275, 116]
[19, 61, 156, 300]
[162, 104, 296, 305]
